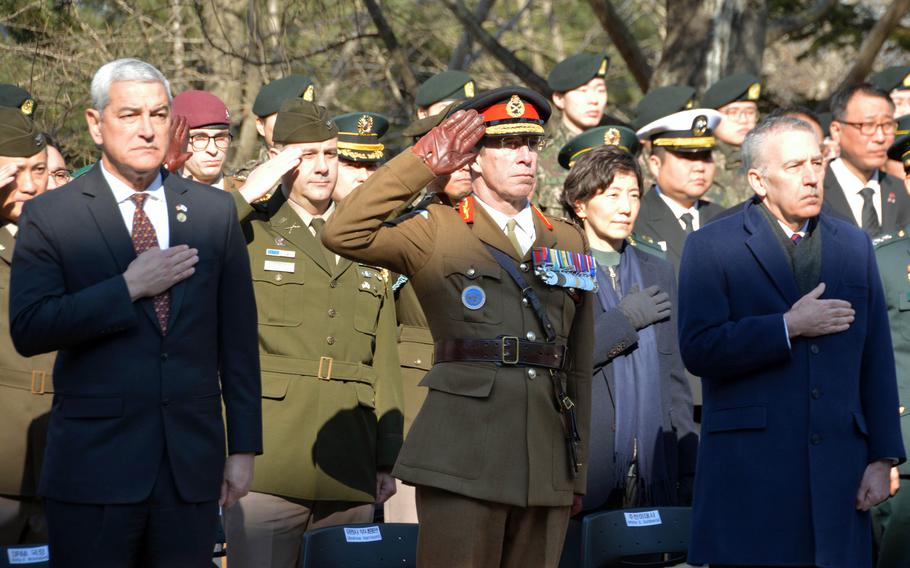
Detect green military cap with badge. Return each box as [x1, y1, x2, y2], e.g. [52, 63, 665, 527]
[253, 75, 316, 118]
[333, 112, 390, 163]
[636, 108, 722, 152]
[701, 73, 761, 109]
[402, 101, 460, 139]
[547, 53, 609, 93]
[871, 65, 910, 94]
[0, 84, 37, 117]
[888, 115, 910, 173]
[0, 107, 46, 158]
[415, 70, 475, 108]
[272, 99, 337, 144]
[558, 125, 640, 169]
[632, 85, 696, 130]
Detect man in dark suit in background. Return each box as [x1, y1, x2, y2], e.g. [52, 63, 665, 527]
[824, 83, 910, 237]
[9, 58, 262, 567]
[678, 115, 904, 567]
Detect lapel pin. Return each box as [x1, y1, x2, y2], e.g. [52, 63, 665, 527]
[176, 212, 187, 223]
[176, 203, 188, 212]
[275, 237, 286, 246]
[888, 192, 897, 204]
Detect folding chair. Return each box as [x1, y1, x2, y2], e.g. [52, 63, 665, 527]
[561, 507, 691, 568]
[0, 545, 50, 567]
[299, 522, 418, 568]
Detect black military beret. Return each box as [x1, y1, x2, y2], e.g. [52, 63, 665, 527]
[0, 107, 46, 158]
[454, 86, 551, 137]
[415, 71, 475, 108]
[333, 112, 390, 163]
[871, 65, 910, 93]
[0, 84, 37, 117]
[273, 99, 336, 144]
[632, 85, 696, 131]
[887, 115, 910, 166]
[701, 73, 761, 109]
[253, 75, 316, 118]
[558, 125, 640, 169]
[547, 53, 609, 93]
[817, 111, 833, 138]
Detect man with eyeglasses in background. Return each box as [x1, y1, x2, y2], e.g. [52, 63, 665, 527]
[43, 134, 70, 190]
[823, 83, 910, 237]
[172, 89, 239, 191]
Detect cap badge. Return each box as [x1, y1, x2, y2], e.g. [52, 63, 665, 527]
[685, 98, 694, 109]
[464, 81, 475, 98]
[692, 115, 708, 137]
[903, 74, 910, 88]
[225, 108, 231, 121]
[20, 99, 34, 116]
[34, 133, 44, 147]
[357, 114, 374, 136]
[747, 82, 761, 100]
[303, 85, 315, 102]
[506, 95, 525, 118]
[604, 128, 621, 146]
[597, 58, 607, 76]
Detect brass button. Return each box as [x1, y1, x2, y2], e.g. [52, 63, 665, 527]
[526, 331, 537, 341]
[521, 298, 529, 307]
[415, 358, 422, 365]
[274, 274, 283, 282]
[466, 267, 476, 278]
[327, 308, 336, 318]
[519, 263, 529, 272]
[527, 368, 537, 379]
[326, 336, 336, 345]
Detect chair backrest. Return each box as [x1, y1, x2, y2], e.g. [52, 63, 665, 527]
[580, 507, 691, 568]
[0, 545, 50, 568]
[299, 523, 418, 568]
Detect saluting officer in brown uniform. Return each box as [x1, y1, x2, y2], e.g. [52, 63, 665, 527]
[324, 88, 594, 568]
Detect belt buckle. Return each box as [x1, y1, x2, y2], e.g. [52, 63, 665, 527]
[317, 356, 334, 381]
[501, 336, 520, 365]
[30, 370, 46, 395]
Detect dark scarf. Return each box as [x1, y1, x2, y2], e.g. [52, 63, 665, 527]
[594, 243, 672, 506]
[758, 203, 822, 295]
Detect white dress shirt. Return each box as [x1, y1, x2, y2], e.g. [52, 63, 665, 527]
[829, 157, 882, 226]
[101, 162, 169, 250]
[655, 186, 702, 231]
[474, 197, 536, 255]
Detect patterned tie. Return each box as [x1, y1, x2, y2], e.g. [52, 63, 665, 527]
[859, 187, 881, 237]
[505, 219, 524, 257]
[790, 233, 802, 246]
[680, 212, 695, 234]
[130, 193, 170, 333]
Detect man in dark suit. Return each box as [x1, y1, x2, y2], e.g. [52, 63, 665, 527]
[634, 108, 725, 273]
[823, 83, 910, 237]
[8, 58, 262, 567]
[678, 115, 905, 567]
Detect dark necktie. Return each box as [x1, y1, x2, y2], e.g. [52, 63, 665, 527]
[790, 233, 802, 246]
[859, 187, 881, 237]
[130, 193, 170, 333]
[680, 212, 695, 234]
[309, 217, 335, 267]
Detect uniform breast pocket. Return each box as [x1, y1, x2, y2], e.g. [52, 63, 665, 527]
[252, 264, 305, 326]
[354, 279, 384, 335]
[443, 256, 503, 324]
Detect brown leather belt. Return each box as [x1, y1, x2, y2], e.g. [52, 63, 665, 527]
[433, 337, 567, 370]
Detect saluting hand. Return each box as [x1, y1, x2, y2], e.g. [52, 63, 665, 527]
[0, 163, 18, 191]
[784, 282, 854, 338]
[123, 244, 199, 301]
[410, 110, 485, 175]
[239, 146, 305, 204]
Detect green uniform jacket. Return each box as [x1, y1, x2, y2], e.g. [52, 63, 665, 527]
[394, 280, 432, 435]
[705, 140, 752, 209]
[234, 190, 403, 503]
[323, 151, 595, 508]
[0, 227, 54, 497]
[534, 119, 574, 219]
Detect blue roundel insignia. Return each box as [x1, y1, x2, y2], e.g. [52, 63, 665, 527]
[461, 285, 486, 310]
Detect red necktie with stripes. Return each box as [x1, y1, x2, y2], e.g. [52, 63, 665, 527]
[130, 193, 170, 333]
[790, 233, 802, 246]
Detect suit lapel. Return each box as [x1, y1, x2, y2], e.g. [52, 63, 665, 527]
[880, 173, 898, 234]
[743, 201, 800, 304]
[266, 191, 332, 276]
[822, 167, 857, 227]
[817, 214, 844, 296]
[531, 207, 557, 252]
[83, 164, 137, 273]
[644, 188, 686, 258]
[163, 173, 193, 329]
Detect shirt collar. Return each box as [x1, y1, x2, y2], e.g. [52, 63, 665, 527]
[473, 196, 534, 235]
[777, 219, 809, 239]
[100, 161, 164, 204]
[284, 193, 335, 228]
[829, 157, 881, 193]
[655, 185, 699, 219]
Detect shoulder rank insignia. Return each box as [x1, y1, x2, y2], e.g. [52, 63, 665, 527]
[532, 247, 597, 292]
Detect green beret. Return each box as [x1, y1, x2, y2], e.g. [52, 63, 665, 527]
[0, 84, 37, 117]
[558, 125, 640, 169]
[701, 73, 761, 109]
[0, 107, 46, 158]
[401, 101, 460, 138]
[272, 99, 337, 144]
[415, 71, 475, 108]
[252, 75, 316, 118]
[817, 111, 833, 138]
[333, 112, 390, 163]
[547, 53, 609, 93]
[871, 65, 910, 93]
[632, 85, 695, 130]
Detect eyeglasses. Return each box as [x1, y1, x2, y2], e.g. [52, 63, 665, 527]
[189, 133, 232, 151]
[486, 136, 548, 152]
[49, 169, 71, 185]
[838, 119, 898, 136]
[720, 107, 758, 122]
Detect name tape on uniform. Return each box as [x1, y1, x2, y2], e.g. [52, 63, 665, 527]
[623, 510, 662, 527]
[7, 546, 49, 565]
[343, 526, 382, 543]
[266, 248, 296, 258]
[264, 260, 296, 273]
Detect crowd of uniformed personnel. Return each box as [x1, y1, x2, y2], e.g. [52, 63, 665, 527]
[1, 51, 910, 567]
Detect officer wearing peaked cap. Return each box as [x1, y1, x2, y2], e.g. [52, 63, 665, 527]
[224, 98, 404, 568]
[323, 86, 594, 568]
[872, 65, 910, 119]
[631, 85, 697, 190]
[332, 111, 389, 202]
[558, 125, 640, 170]
[536, 53, 610, 218]
[415, 70, 475, 119]
[0, 107, 55, 545]
[702, 72, 762, 208]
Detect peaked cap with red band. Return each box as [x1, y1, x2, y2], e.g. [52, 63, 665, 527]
[454, 86, 551, 137]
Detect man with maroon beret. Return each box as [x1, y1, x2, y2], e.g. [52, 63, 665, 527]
[172, 89, 238, 190]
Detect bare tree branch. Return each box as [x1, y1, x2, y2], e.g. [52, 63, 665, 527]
[834, 0, 910, 93]
[767, 0, 838, 42]
[449, 0, 497, 70]
[586, 0, 652, 92]
[362, 0, 418, 97]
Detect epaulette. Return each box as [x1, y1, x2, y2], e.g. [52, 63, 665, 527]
[873, 228, 907, 249]
[628, 233, 667, 259]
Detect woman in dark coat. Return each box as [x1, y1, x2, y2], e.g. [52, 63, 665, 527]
[561, 146, 698, 512]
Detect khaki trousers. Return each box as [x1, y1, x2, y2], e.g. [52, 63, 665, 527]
[383, 480, 418, 523]
[0, 495, 46, 545]
[224, 491, 372, 568]
[415, 485, 570, 568]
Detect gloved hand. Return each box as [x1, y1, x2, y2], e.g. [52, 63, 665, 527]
[163, 115, 192, 173]
[617, 285, 671, 330]
[410, 109, 485, 175]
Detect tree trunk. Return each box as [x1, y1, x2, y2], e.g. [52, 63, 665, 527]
[587, 0, 652, 92]
[834, 0, 910, 92]
[449, 0, 497, 70]
[362, 0, 419, 99]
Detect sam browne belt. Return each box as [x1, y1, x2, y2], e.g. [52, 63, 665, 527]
[433, 337, 567, 370]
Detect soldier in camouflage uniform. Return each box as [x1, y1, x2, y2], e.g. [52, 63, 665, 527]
[535, 53, 609, 218]
[700, 73, 762, 208]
